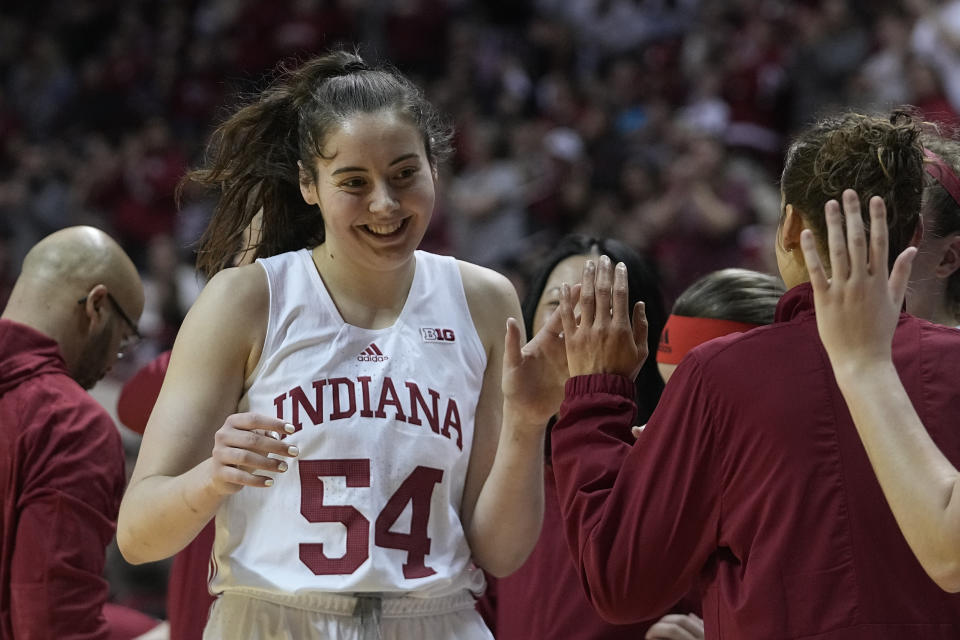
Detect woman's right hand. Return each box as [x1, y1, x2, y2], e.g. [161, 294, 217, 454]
[209, 413, 300, 494]
[800, 189, 916, 378]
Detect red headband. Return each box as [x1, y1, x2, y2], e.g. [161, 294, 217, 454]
[924, 149, 960, 208]
[657, 315, 761, 365]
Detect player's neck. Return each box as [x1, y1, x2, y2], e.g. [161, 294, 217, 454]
[310, 246, 416, 329]
[931, 301, 960, 329]
[906, 279, 946, 324]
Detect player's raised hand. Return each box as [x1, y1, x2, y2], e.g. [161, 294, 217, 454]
[800, 189, 917, 376]
[561, 255, 649, 379]
[502, 285, 581, 429]
[209, 413, 299, 494]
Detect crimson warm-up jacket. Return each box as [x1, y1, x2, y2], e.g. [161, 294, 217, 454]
[0, 319, 125, 639]
[479, 461, 701, 639]
[552, 283, 960, 639]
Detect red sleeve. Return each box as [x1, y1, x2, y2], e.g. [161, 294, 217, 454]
[116, 351, 171, 435]
[551, 366, 721, 624]
[11, 395, 126, 639]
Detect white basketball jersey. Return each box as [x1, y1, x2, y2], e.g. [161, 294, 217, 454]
[209, 249, 487, 601]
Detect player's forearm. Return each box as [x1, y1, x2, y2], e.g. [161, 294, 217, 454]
[835, 361, 960, 590]
[117, 458, 225, 564]
[466, 417, 545, 578]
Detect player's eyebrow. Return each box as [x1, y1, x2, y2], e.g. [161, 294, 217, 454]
[331, 153, 419, 176]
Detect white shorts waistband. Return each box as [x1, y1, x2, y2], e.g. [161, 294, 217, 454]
[220, 588, 477, 618]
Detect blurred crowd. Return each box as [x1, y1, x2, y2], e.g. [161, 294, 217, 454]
[4, 0, 960, 618]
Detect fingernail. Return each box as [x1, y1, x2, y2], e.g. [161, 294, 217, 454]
[278, 461, 288, 472]
[562, 283, 569, 296]
[264, 478, 274, 487]
[288, 445, 299, 457]
[284, 423, 295, 434]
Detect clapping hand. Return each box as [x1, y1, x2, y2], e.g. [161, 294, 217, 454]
[502, 285, 581, 430]
[560, 255, 649, 380]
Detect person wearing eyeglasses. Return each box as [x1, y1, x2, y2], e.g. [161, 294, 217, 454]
[75, 290, 142, 366]
[0, 225, 144, 639]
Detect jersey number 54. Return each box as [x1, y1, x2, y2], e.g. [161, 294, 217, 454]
[299, 460, 443, 579]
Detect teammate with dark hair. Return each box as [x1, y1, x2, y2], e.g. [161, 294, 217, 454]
[480, 234, 703, 640]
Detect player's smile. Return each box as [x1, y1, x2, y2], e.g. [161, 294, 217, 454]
[361, 217, 410, 239]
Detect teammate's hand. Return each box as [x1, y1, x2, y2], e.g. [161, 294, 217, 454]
[209, 412, 299, 494]
[561, 255, 648, 379]
[645, 613, 705, 639]
[800, 189, 917, 378]
[501, 285, 581, 430]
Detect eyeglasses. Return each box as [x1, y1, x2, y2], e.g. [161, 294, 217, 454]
[77, 292, 142, 358]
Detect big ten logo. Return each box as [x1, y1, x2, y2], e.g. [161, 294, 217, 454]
[421, 327, 456, 343]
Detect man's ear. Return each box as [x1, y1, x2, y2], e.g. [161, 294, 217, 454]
[81, 284, 110, 334]
[936, 234, 960, 278]
[298, 161, 318, 205]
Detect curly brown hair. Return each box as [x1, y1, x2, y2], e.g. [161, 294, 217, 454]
[184, 50, 454, 278]
[780, 110, 925, 272]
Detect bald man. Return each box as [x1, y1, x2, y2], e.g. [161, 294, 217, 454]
[0, 226, 144, 639]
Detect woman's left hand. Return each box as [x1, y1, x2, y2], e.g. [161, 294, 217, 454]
[501, 286, 580, 430]
[561, 255, 649, 379]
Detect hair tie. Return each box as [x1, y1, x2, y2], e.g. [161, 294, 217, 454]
[657, 315, 761, 365]
[923, 148, 960, 208]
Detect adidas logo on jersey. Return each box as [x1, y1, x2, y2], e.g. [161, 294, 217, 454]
[357, 343, 389, 362]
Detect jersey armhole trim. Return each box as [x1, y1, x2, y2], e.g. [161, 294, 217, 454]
[448, 256, 490, 372]
[242, 259, 273, 389]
